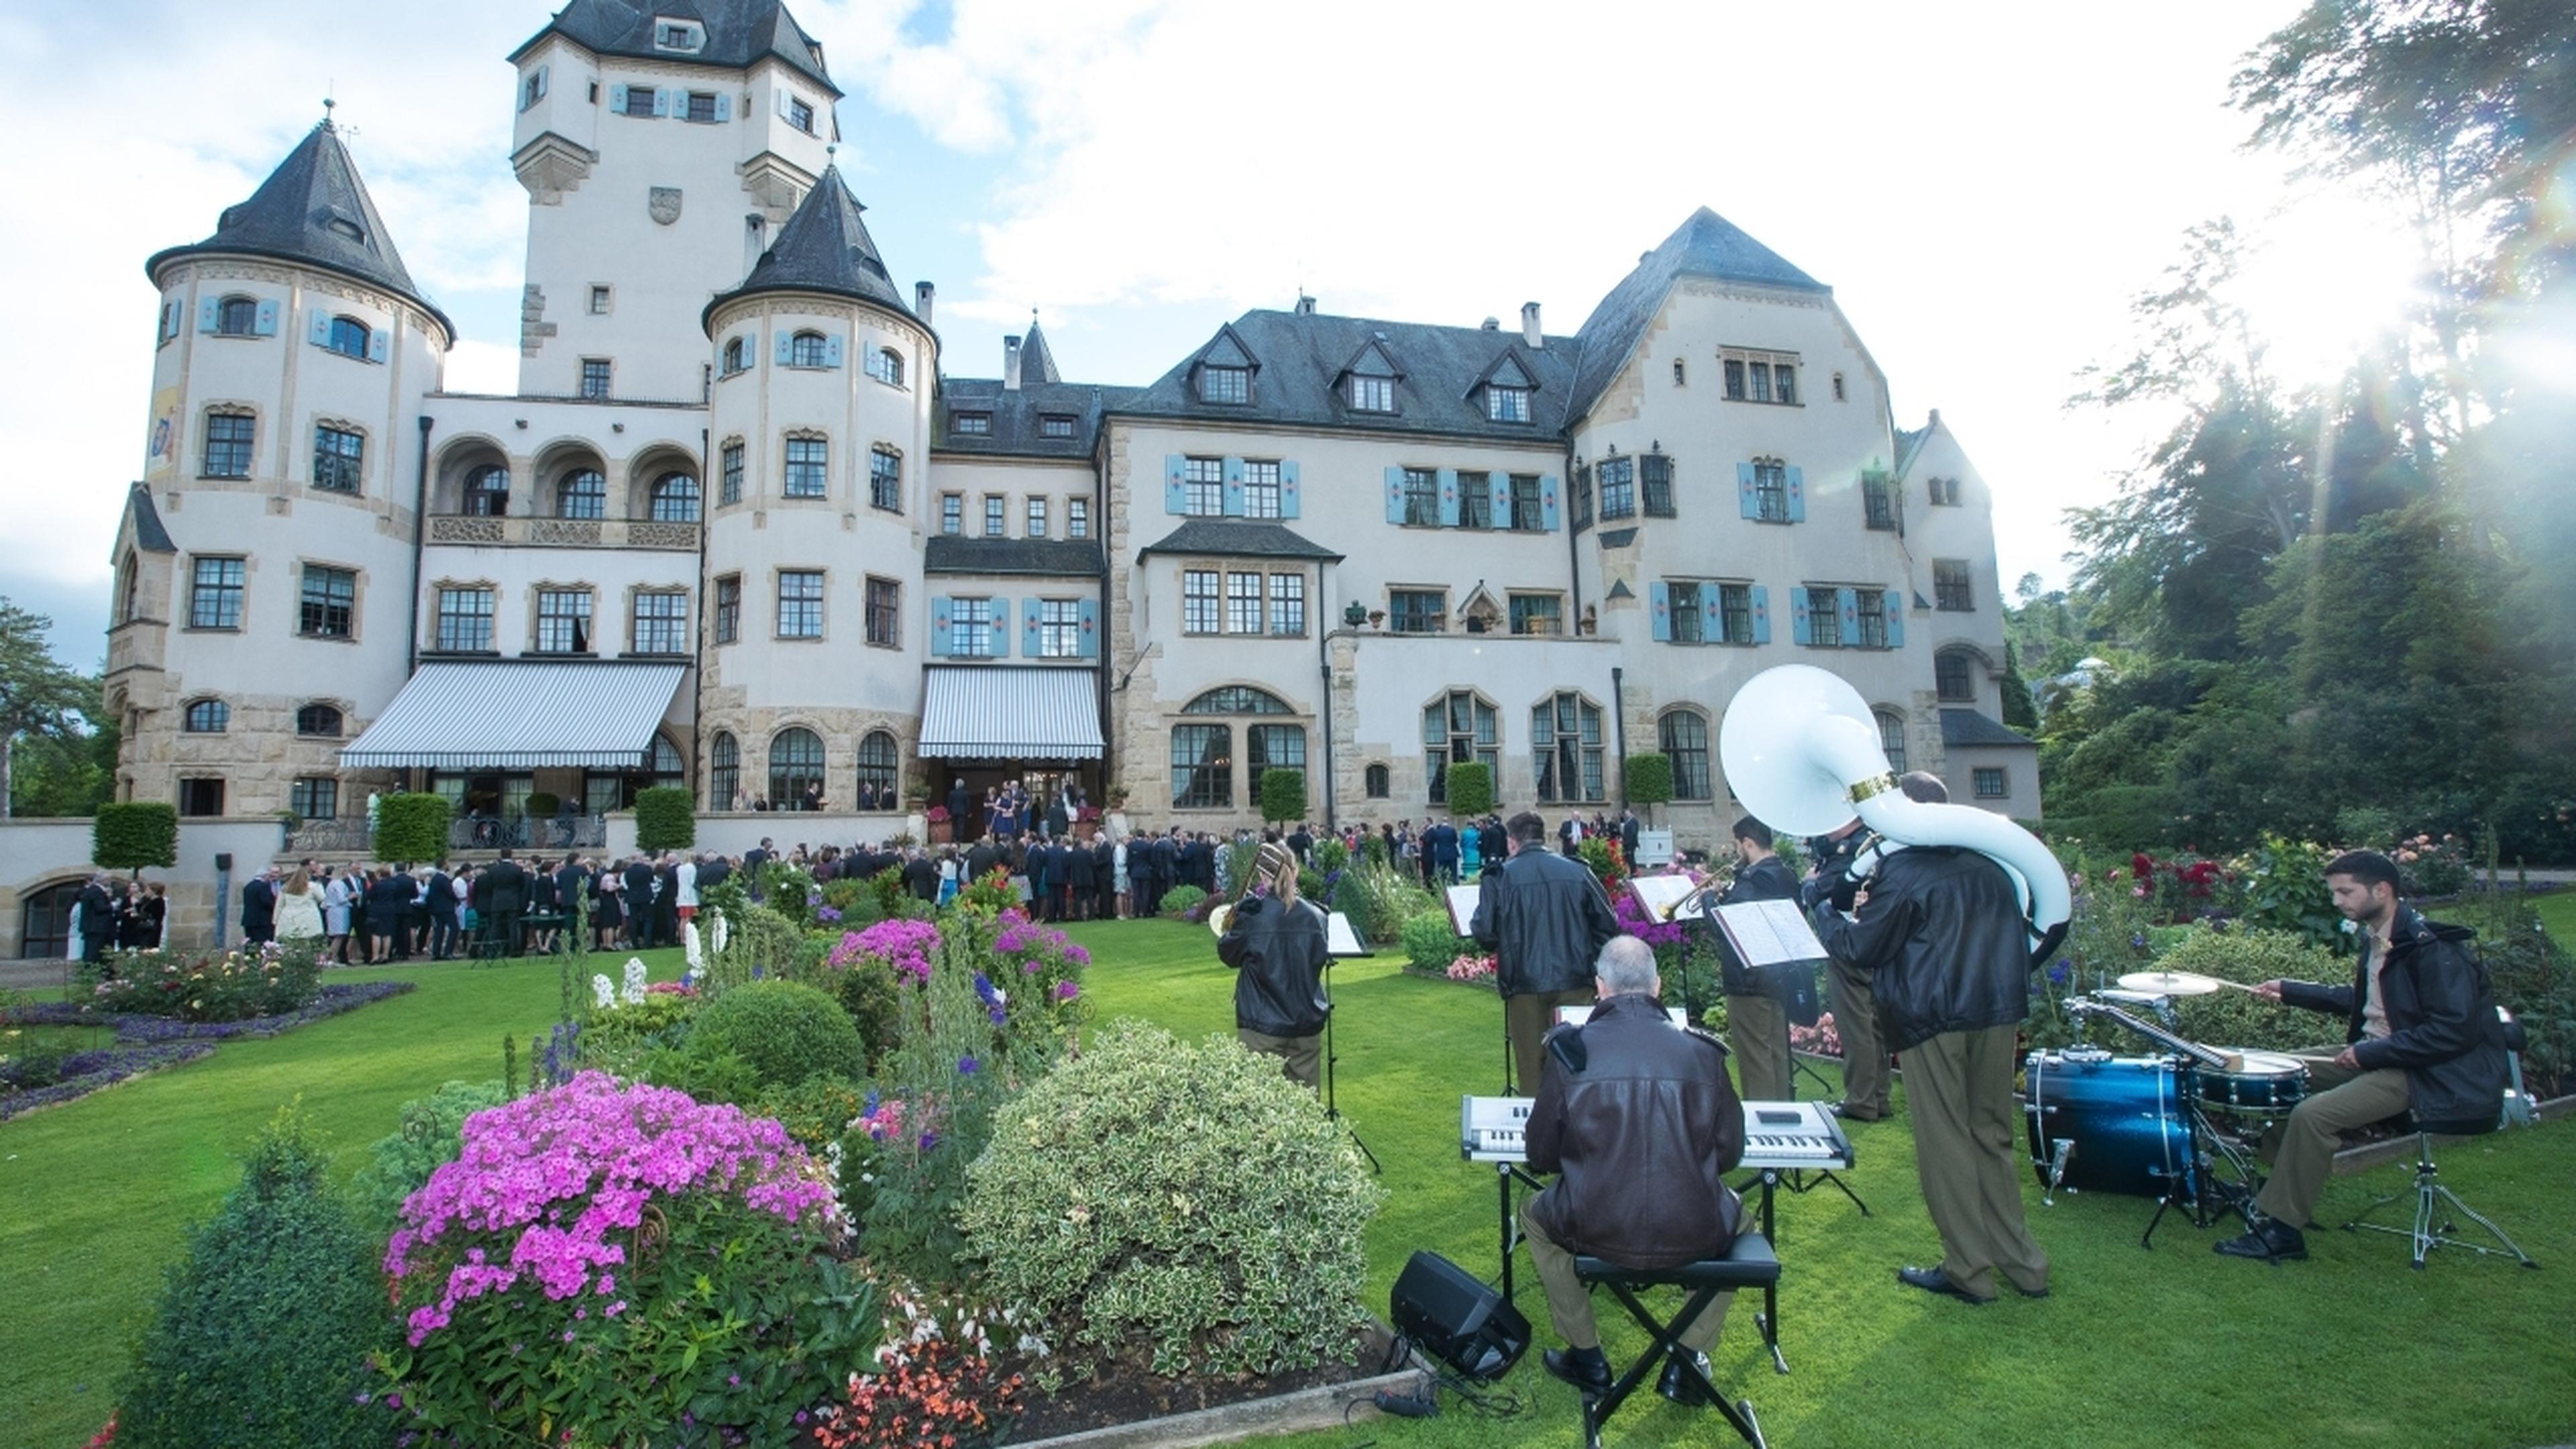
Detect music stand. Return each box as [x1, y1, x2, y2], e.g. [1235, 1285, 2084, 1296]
[1321, 910, 1379, 1173]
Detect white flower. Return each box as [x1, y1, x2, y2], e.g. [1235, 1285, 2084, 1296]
[682, 922, 704, 972]
[591, 973, 616, 1010]
[710, 912, 729, 955]
[621, 958, 647, 1005]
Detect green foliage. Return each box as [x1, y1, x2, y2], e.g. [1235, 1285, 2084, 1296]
[1401, 909, 1472, 976]
[1313, 837, 1350, 876]
[1, 1016, 71, 1089]
[370, 793, 449, 866]
[9, 709, 115, 818]
[1218, 838, 1262, 900]
[2153, 926, 2355, 1054]
[749, 1075, 869, 1155]
[1328, 861, 1436, 944]
[117, 1104, 390, 1449]
[92, 800, 176, 872]
[688, 979, 863, 1089]
[1444, 761, 1495, 818]
[1999, 641, 2041, 731]
[1258, 766, 1307, 824]
[633, 785, 695, 852]
[84, 941, 321, 1022]
[574, 989, 701, 1077]
[961, 1020, 1384, 1378]
[2031, 852, 2161, 1049]
[2224, 834, 2343, 947]
[831, 945, 904, 1070]
[1623, 753, 1672, 818]
[1157, 884, 1208, 919]
[702, 904, 807, 997]
[352, 1080, 510, 1231]
[1358, 830, 1389, 868]
[523, 791, 559, 818]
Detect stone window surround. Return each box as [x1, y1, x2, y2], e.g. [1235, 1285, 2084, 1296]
[525, 578, 598, 656]
[427, 575, 500, 653]
[781, 428, 831, 501]
[294, 556, 367, 645]
[182, 551, 254, 633]
[622, 583, 692, 657]
[310, 414, 368, 496]
[199, 402, 260, 480]
[773, 565, 828, 641]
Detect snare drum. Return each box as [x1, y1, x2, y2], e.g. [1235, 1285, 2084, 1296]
[2023, 1049, 2194, 1199]
[2192, 1050, 2309, 1116]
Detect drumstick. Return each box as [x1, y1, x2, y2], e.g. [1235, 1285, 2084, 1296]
[2212, 978, 2262, 996]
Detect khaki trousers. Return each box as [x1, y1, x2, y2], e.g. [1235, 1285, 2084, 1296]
[1505, 989, 1593, 1095]
[2252, 1053, 2410, 1228]
[1905, 1022, 2049, 1299]
[1237, 1028, 1323, 1091]
[1824, 955, 1890, 1118]
[1727, 990, 1793, 1102]
[1520, 1195, 1729, 1354]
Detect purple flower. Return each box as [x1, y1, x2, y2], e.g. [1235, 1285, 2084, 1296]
[816, 906, 843, 923]
[957, 1055, 979, 1075]
[2047, 961, 2070, 985]
[1055, 980, 1080, 1002]
[919, 1131, 939, 1151]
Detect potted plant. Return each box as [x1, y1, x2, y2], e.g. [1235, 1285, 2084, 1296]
[1366, 609, 1386, 629]
[1342, 602, 1369, 629]
[926, 803, 952, 844]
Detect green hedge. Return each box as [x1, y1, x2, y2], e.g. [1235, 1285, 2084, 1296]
[1258, 767, 1307, 824]
[1444, 761, 1494, 818]
[93, 800, 178, 873]
[635, 785, 695, 853]
[1624, 753, 1673, 817]
[372, 792, 449, 865]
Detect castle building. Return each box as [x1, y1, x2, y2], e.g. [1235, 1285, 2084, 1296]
[104, 0, 2035, 857]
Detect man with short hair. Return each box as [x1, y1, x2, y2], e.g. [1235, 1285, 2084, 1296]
[239, 867, 278, 947]
[1716, 817, 1801, 1102]
[476, 849, 529, 958]
[622, 853, 657, 949]
[1473, 810, 1621, 1092]
[426, 859, 461, 961]
[2218, 850, 2510, 1263]
[1524, 936, 1746, 1406]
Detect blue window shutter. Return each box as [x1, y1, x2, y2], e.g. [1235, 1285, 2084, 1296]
[1165, 454, 1188, 515]
[775, 332, 793, 366]
[309, 311, 331, 347]
[714, 91, 731, 121]
[1790, 588, 1811, 643]
[1383, 466, 1405, 524]
[1703, 588, 1725, 643]
[990, 600, 1012, 658]
[197, 299, 219, 333]
[651, 87, 669, 117]
[1648, 582, 1672, 643]
[1737, 462, 1758, 519]
[1491, 471, 1511, 525]
[254, 300, 279, 337]
[1787, 466, 1807, 523]
[822, 335, 843, 368]
[368, 329, 389, 364]
[1883, 590, 1905, 648]
[1222, 456, 1246, 517]
[1540, 474, 1561, 531]
[1279, 460, 1301, 518]
[1022, 598, 1043, 657]
[1838, 588, 1861, 646]
[1752, 585, 1772, 645]
[609, 83, 628, 113]
[930, 597, 953, 656]
[1077, 598, 1100, 657]
[1438, 468, 1460, 527]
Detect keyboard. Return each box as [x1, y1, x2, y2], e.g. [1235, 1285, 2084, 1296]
[1462, 1095, 1853, 1171]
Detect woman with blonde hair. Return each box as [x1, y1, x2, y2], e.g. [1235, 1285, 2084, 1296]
[275, 866, 326, 944]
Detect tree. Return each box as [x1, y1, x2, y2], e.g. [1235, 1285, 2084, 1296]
[94, 801, 178, 877]
[1623, 753, 1672, 825]
[1443, 761, 1494, 819]
[0, 599, 95, 819]
[9, 709, 116, 818]
[1998, 643, 2041, 733]
[1256, 767, 1305, 826]
[373, 793, 451, 865]
[634, 786, 696, 852]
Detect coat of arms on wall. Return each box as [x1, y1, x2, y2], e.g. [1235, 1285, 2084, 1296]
[648, 187, 683, 225]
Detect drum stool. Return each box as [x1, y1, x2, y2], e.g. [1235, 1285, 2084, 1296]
[2342, 1008, 2540, 1271]
[1570, 1232, 1778, 1449]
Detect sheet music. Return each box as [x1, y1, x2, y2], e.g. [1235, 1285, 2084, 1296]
[1714, 898, 1827, 969]
[1326, 911, 1367, 957]
[1627, 875, 1707, 922]
[1444, 882, 1483, 936]
[1554, 1004, 1690, 1028]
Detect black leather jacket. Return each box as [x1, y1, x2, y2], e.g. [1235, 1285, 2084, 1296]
[2282, 906, 2509, 1135]
[1525, 993, 1744, 1267]
[1715, 855, 1801, 996]
[1470, 847, 1621, 998]
[1218, 894, 1332, 1037]
[1815, 845, 2029, 1051]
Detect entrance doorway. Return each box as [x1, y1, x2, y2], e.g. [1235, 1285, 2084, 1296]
[934, 761, 1102, 841]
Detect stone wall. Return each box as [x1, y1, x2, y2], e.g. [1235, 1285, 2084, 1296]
[0, 818, 289, 956]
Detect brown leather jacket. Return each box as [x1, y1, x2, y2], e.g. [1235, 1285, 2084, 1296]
[1525, 992, 1744, 1267]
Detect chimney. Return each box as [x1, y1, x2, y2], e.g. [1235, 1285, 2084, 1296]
[1004, 335, 1022, 390]
[1928, 407, 1941, 428]
[914, 280, 934, 327]
[1521, 301, 1543, 350]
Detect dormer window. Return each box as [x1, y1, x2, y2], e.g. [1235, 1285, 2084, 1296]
[1039, 414, 1075, 439]
[1487, 385, 1530, 423]
[1349, 376, 1395, 413]
[953, 411, 991, 436]
[653, 19, 704, 51]
[1199, 365, 1250, 405]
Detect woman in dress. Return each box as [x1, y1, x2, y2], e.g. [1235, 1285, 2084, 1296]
[1112, 835, 1130, 919]
[590, 856, 624, 953]
[323, 867, 355, 965]
[937, 847, 961, 907]
[275, 867, 325, 945]
[114, 881, 149, 951]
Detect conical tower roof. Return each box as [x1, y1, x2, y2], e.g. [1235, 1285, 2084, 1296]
[146, 118, 451, 340]
[704, 165, 913, 329]
[1019, 311, 1061, 384]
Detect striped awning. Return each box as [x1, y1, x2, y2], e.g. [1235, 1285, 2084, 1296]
[919, 666, 1104, 759]
[339, 661, 688, 769]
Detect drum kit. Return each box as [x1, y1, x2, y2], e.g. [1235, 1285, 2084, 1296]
[2025, 969, 2303, 1247]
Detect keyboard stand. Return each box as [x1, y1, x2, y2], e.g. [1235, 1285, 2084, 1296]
[1495, 1161, 1548, 1304]
[1733, 1162, 1862, 1376]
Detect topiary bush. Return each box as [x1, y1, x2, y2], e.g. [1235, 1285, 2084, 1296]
[2150, 924, 2355, 1054]
[1444, 761, 1495, 818]
[1624, 753, 1673, 822]
[1401, 909, 1472, 975]
[687, 979, 863, 1089]
[961, 1020, 1384, 1379]
[352, 1079, 511, 1231]
[372, 793, 449, 866]
[634, 785, 695, 852]
[1258, 767, 1307, 824]
[117, 1104, 392, 1449]
[93, 800, 178, 873]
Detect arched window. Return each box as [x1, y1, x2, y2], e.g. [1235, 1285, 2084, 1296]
[183, 698, 229, 733]
[1422, 690, 1499, 805]
[709, 733, 740, 809]
[1876, 709, 1909, 772]
[1533, 692, 1605, 804]
[1658, 710, 1712, 801]
[868, 347, 904, 386]
[557, 468, 606, 519]
[1364, 763, 1391, 799]
[1172, 724, 1231, 808]
[1936, 648, 1976, 702]
[649, 735, 685, 785]
[215, 296, 259, 336]
[855, 730, 898, 804]
[789, 330, 828, 368]
[19, 879, 87, 960]
[465, 465, 510, 516]
[1182, 686, 1293, 715]
[296, 703, 343, 737]
[650, 472, 700, 522]
[721, 336, 747, 375]
[768, 727, 824, 808]
[327, 316, 370, 359]
[117, 555, 138, 625]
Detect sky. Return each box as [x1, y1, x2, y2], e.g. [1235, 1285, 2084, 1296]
[0, 0, 2430, 669]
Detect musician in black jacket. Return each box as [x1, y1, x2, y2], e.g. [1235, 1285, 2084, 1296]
[1524, 936, 1746, 1406]
[1472, 812, 1620, 1093]
[1217, 843, 1331, 1088]
[476, 850, 529, 957]
[1716, 817, 1801, 1101]
[1802, 817, 1885, 1121]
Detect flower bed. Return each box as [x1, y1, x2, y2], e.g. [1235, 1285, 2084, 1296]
[0, 1040, 217, 1122]
[79, 941, 322, 1022]
[12, 981, 414, 1042]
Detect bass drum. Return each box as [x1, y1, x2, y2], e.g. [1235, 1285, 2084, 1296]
[2023, 1049, 2194, 1200]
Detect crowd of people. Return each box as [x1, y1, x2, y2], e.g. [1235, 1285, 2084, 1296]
[64, 876, 170, 962]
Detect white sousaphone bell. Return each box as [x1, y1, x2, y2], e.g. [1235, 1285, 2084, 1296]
[1719, 664, 2070, 965]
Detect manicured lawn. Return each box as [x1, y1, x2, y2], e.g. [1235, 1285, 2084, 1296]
[4, 922, 2573, 1449]
[2532, 887, 2575, 947]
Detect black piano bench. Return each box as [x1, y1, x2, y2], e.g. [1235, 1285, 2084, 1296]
[1571, 1232, 1779, 1449]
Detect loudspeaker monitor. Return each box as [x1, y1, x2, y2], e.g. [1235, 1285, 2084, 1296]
[1389, 1250, 1529, 1382]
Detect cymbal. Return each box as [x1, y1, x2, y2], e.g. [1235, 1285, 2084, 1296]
[2117, 970, 2224, 998]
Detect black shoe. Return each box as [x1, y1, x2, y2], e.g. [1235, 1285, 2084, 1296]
[1542, 1346, 1613, 1397]
[1657, 1352, 1719, 1407]
[2214, 1220, 2308, 1262]
[1896, 1265, 1994, 1305]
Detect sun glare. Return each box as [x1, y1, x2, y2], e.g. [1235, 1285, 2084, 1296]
[2233, 191, 2428, 391]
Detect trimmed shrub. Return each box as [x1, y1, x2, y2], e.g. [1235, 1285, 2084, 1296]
[117, 1104, 391, 1449]
[371, 793, 449, 865]
[93, 801, 178, 873]
[352, 1079, 511, 1231]
[688, 979, 863, 1089]
[1623, 753, 1673, 821]
[1444, 761, 1495, 818]
[961, 1020, 1384, 1378]
[1401, 909, 1472, 975]
[1157, 884, 1209, 919]
[634, 785, 696, 852]
[1258, 767, 1307, 824]
[2151, 925, 2359, 1054]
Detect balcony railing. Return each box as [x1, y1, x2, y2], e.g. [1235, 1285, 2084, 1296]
[428, 515, 700, 550]
[452, 814, 608, 852]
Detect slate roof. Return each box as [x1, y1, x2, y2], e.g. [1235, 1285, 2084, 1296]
[124, 484, 175, 555]
[704, 166, 910, 326]
[511, 0, 838, 93]
[1562, 207, 1828, 427]
[1136, 519, 1344, 563]
[1939, 708, 2037, 748]
[1892, 422, 1934, 480]
[146, 121, 453, 339]
[1114, 310, 1579, 443]
[923, 537, 1106, 578]
[1017, 315, 1061, 385]
[935, 380, 1141, 459]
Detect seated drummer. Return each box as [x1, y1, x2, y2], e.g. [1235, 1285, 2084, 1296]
[2218, 849, 2510, 1263]
[1523, 935, 1746, 1407]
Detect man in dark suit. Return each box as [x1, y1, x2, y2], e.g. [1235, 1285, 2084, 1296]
[948, 777, 974, 842]
[239, 868, 278, 947]
[476, 849, 529, 957]
[1154, 831, 1182, 909]
[1064, 830, 1097, 920]
[1426, 818, 1460, 884]
[1473, 812, 1621, 1093]
[1286, 822, 1315, 866]
[426, 861, 461, 961]
[1091, 833, 1117, 920]
[651, 853, 681, 947]
[555, 855, 592, 938]
[1044, 791, 1070, 843]
[695, 853, 730, 892]
[78, 874, 119, 963]
[1620, 808, 1642, 861]
[902, 849, 941, 904]
[622, 855, 657, 948]
[1479, 816, 1507, 876]
[965, 835, 1000, 890]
